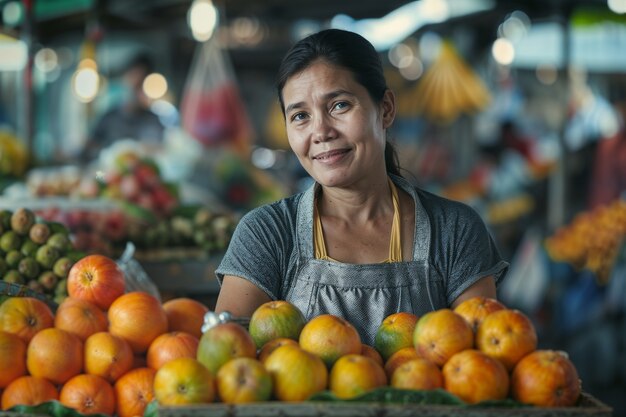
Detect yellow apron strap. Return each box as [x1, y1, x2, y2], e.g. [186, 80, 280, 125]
[314, 177, 402, 263]
[313, 200, 329, 260]
[387, 178, 403, 263]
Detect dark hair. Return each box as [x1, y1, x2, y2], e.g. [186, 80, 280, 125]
[276, 29, 401, 177]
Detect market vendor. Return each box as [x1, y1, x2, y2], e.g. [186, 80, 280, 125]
[215, 29, 508, 344]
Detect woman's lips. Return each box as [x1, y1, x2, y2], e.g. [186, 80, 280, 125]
[312, 149, 350, 162]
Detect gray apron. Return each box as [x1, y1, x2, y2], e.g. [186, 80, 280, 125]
[282, 178, 447, 346]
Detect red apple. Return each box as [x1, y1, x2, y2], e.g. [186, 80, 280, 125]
[511, 350, 581, 407]
[67, 254, 126, 310]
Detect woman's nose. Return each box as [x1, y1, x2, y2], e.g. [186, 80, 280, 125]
[312, 115, 336, 143]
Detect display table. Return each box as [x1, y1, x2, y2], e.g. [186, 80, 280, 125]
[156, 393, 611, 417]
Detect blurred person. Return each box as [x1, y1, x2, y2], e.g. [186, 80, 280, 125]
[82, 53, 165, 161]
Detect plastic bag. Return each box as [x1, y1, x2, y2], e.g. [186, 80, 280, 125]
[116, 242, 161, 302]
[180, 38, 253, 156]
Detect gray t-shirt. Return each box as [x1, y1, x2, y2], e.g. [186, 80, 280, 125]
[216, 175, 508, 332]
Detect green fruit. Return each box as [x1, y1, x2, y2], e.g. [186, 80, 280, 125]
[35, 244, 60, 269]
[27, 280, 44, 293]
[52, 257, 73, 279]
[10, 208, 36, 236]
[21, 239, 40, 257]
[0, 210, 11, 229]
[38, 271, 58, 291]
[0, 258, 7, 276]
[47, 233, 71, 252]
[29, 223, 51, 245]
[66, 251, 86, 263]
[5, 250, 24, 268]
[47, 222, 69, 235]
[3, 270, 24, 284]
[53, 294, 67, 305]
[18, 257, 40, 279]
[54, 278, 68, 296]
[0, 231, 22, 252]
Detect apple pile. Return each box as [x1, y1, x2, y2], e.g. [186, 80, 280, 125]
[0, 207, 81, 304]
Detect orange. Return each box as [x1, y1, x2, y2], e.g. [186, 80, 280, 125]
[154, 357, 215, 405]
[391, 357, 443, 390]
[67, 254, 126, 311]
[1, 376, 58, 410]
[384, 346, 421, 379]
[162, 298, 209, 339]
[476, 309, 537, 371]
[147, 331, 199, 370]
[264, 344, 328, 402]
[84, 331, 134, 383]
[0, 331, 27, 388]
[413, 308, 473, 367]
[299, 314, 361, 368]
[54, 297, 108, 342]
[0, 297, 54, 343]
[197, 322, 256, 375]
[114, 367, 156, 417]
[360, 344, 384, 367]
[443, 349, 509, 404]
[453, 296, 506, 332]
[216, 357, 273, 403]
[248, 300, 306, 349]
[108, 292, 168, 354]
[257, 337, 299, 364]
[329, 354, 387, 399]
[511, 350, 581, 407]
[27, 328, 83, 385]
[59, 374, 116, 416]
[374, 312, 418, 361]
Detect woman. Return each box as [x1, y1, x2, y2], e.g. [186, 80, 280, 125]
[215, 29, 508, 344]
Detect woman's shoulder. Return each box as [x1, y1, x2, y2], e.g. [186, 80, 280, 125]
[395, 177, 483, 226]
[238, 191, 305, 230]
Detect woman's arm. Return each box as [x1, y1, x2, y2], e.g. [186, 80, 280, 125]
[215, 275, 272, 317]
[451, 275, 497, 309]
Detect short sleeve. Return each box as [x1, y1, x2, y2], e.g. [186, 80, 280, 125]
[215, 207, 289, 300]
[443, 205, 508, 304]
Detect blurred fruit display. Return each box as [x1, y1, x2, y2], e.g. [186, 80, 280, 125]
[0, 130, 29, 181]
[545, 199, 626, 284]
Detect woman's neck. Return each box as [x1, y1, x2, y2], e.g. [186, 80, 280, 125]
[317, 176, 393, 224]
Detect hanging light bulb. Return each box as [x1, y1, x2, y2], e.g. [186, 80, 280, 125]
[188, 0, 218, 41]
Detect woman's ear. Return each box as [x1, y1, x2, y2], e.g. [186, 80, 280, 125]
[381, 89, 396, 129]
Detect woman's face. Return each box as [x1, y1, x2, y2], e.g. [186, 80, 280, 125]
[282, 60, 395, 188]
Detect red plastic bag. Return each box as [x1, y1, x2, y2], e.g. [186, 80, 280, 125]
[180, 39, 253, 156]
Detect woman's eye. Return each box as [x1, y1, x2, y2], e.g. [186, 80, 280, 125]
[291, 112, 307, 122]
[332, 101, 349, 111]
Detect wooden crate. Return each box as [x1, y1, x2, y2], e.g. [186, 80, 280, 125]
[157, 393, 612, 417]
